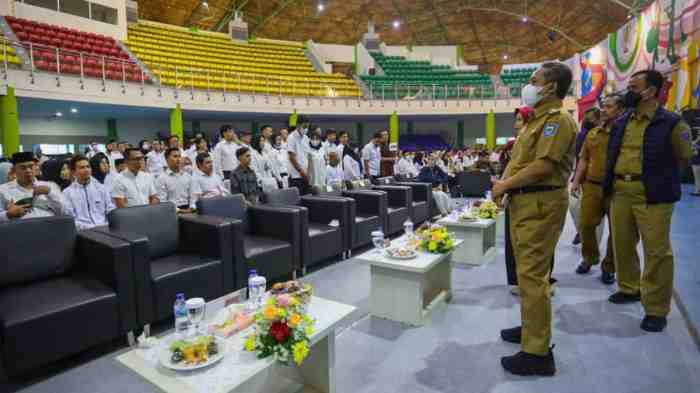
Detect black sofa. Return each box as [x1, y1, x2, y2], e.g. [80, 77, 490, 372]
[197, 195, 302, 290]
[99, 203, 233, 332]
[318, 187, 387, 251]
[348, 180, 412, 236]
[0, 217, 137, 377]
[377, 176, 431, 224]
[264, 188, 349, 273]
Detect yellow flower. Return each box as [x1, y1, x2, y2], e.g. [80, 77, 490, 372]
[304, 325, 314, 337]
[266, 297, 276, 306]
[277, 308, 287, 319]
[262, 305, 278, 321]
[288, 313, 302, 328]
[289, 297, 299, 307]
[292, 341, 310, 365]
[244, 335, 256, 352]
[428, 241, 437, 252]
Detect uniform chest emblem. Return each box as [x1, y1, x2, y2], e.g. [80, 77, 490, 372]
[543, 123, 559, 137]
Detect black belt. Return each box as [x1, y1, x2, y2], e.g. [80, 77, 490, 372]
[177, 204, 190, 210]
[509, 185, 563, 195]
[586, 180, 602, 186]
[615, 174, 642, 182]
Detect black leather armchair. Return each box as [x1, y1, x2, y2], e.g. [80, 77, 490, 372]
[264, 188, 348, 273]
[0, 217, 136, 377]
[378, 176, 431, 225]
[349, 181, 412, 236]
[197, 195, 302, 290]
[100, 203, 232, 330]
[458, 171, 493, 197]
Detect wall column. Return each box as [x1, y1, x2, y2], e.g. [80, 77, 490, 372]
[457, 119, 465, 148]
[486, 110, 495, 150]
[106, 118, 118, 140]
[0, 86, 20, 156]
[356, 122, 364, 144]
[192, 120, 201, 134]
[289, 110, 298, 128]
[170, 104, 184, 140]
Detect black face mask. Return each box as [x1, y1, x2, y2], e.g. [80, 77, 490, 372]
[624, 90, 643, 108]
[582, 120, 596, 130]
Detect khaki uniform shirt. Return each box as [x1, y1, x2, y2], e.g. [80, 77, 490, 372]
[504, 99, 577, 187]
[580, 124, 611, 183]
[614, 104, 693, 177]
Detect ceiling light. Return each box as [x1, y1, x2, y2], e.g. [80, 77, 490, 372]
[70, 108, 78, 113]
[503, 54, 509, 60]
[522, 16, 528, 23]
[317, 3, 324, 12]
[393, 20, 400, 29]
[201, 1, 208, 8]
[55, 111, 63, 117]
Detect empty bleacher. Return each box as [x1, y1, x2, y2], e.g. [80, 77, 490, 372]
[362, 52, 494, 99]
[5, 15, 143, 81]
[126, 22, 362, 97]
[500, 67, 536, 97]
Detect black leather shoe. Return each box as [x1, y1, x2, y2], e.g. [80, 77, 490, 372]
[601, 272, 615, 285]
[501, 347, 556, 377]
[500, 326, 522, 344]
[576, 263, 591, 275]
[641, 316, 667, 332]
[608, 291, 641, 304]
[572, 234, 581, 245]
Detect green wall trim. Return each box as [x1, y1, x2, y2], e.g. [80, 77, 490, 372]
[389, 111, 399, 144]
[170, 104, 184, 140]
[0, 86, 20, 156]
[106, 118, 118, 140]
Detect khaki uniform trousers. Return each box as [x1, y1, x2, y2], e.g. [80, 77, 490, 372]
[610, 180, 675, 317]
[579, 182, 615, 272]
[509, 188, 568, 355]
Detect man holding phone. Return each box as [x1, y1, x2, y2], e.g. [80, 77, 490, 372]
[0, 152, 64, 221]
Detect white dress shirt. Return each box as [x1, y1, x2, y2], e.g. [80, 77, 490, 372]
[213, 140, 241, 176]
[62, 178, 114, 230]
[155, 168, 193, 209]
[287, 131, 310, 178]
[0, 180, 64, 221]
[191, 172, 229, 207]
[361, 142, 381, 176]
[110, 170, 157, 207]
[146, 150, 167, 177]
[396, 157, 419, 178]
[326, 164, 344, 186]
[307, 147, 326, 187]
[108, 151, 123, 172]
[343, 155, 362, 181]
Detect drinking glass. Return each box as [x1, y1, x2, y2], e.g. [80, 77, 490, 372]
[186, 297, 206, 336]
[371, 231, 385, 255]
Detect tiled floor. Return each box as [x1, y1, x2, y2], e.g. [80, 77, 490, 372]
[4, 189, 700, 393]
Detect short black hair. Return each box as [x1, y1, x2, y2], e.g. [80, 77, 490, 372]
[236, 146, 250, 158]
[115, 158, 125, 167]
[631, 69, 664, 97]
[107, 139, 117, 144]
[605, 93, 625, 109]
[338, 131, 349, 138]
[168, 135, 179, 143]
[124, 148, 142, 160]
[261, 124, 272, 131]
[196, 152, 210, 166]
[165, 147, 180, 159]
[373, 131, 383, 139]
[69, 154, 89, 171]
[325, 128, 337, 136]
[541, 62, 573, 99]
[584, 107, 601, 119]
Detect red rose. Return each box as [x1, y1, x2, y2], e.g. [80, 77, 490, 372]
[269, 321, 290, 343]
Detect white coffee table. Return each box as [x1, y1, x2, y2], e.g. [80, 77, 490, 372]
[356, 236, 461, 326]
[437, 216, 496, 266]
[117, 293, 355, 393]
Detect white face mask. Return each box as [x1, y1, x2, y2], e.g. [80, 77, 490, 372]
[521, 84, 544, 107]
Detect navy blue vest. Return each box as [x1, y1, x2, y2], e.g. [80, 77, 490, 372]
[603, 106, 682, 204]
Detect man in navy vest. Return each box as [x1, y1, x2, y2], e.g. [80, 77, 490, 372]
[603, 69, 693, 332]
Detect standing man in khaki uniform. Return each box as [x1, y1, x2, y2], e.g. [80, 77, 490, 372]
[570, 95, 625, 284]
[492, 62, 576, 376]
[603, 69, 693, 332]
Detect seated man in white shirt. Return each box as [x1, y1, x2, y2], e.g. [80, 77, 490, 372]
[63, 154, 114, 230]
[111, 148, 160, 208]
[325, 151, 344, 190]
[156, 148, 194, 213]
[0, 152, 64, 221]
[396, 150, 419, 179]
[191, 152, 229, 207]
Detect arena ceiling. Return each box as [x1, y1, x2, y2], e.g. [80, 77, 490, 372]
[136, 0, 652, 65]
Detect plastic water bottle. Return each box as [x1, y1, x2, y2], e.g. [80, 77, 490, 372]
[247, 270, 267, 310]
[403, 219, 414, 239]
[173, 293, 189, 337]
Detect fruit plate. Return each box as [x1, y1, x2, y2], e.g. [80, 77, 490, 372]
[158, 336, 227, 372]
[385, 247, 418, 260]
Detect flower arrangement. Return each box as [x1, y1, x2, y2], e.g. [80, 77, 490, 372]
[244, 289, 314, 365]
[416, 224, 455, 254]
[472, 200, 500, 220]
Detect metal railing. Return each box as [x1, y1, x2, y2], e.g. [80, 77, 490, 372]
[0, 37, 579, 102]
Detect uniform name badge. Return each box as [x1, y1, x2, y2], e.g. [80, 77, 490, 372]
[543, 123, 559, 137]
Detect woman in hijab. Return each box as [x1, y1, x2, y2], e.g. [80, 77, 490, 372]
[41, 158, 72, 190]
[0, 162, 13, 185]
[90, 152, 115, 190]
[306, 129, 327, 189]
